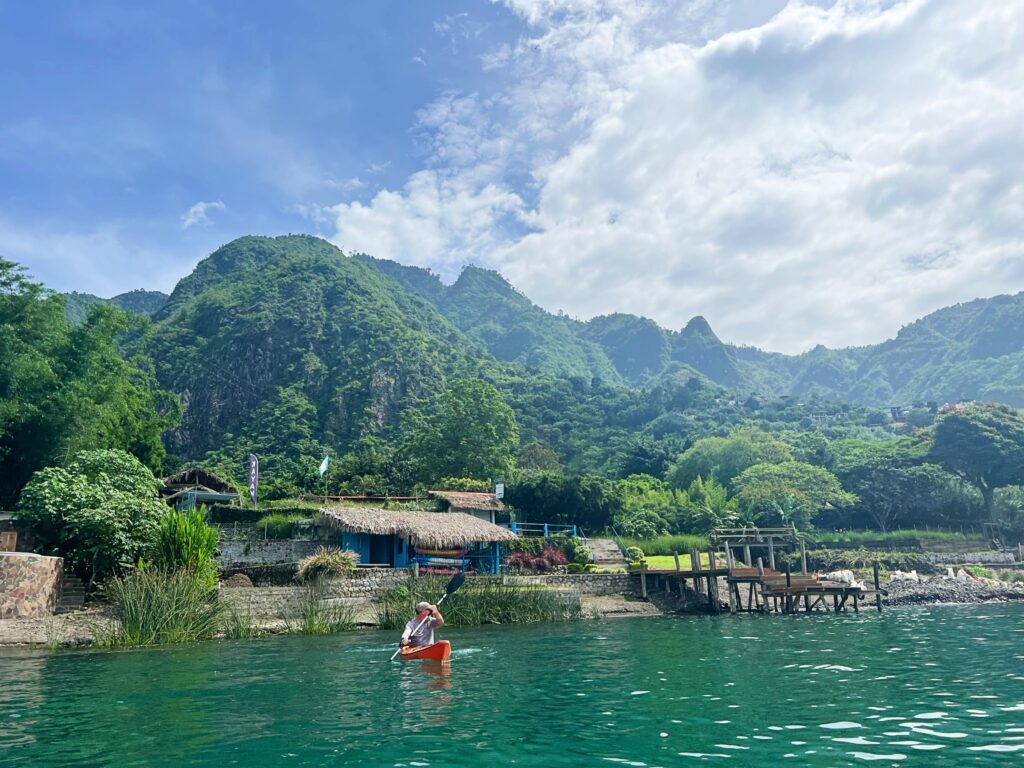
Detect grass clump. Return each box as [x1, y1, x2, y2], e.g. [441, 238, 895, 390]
[621, 534, 709, 556]
[221, 605, 264, 639]
[255, 512, 312, 539]
[285, 581, 358, 634]
[377, 576, 582, 630]
[964, 564, 995, 580]
[97, 568, 221, 647]
[296, 546, 359, 583]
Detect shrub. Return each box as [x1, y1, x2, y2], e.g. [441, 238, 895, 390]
[221, 605, 263, 639]
[567, 562, 585, 574]
[296, 546, 359, 582]
[542, 548, 568, 567]
[152, 508, 220, 591]
[583, 564, 600, 573]
[625, 546, 647, 568]
[17, 450, 167, 584]
[1001, 570, 1024, 584]
[505, 551, 533, 572]
[97, 568, 221, 647]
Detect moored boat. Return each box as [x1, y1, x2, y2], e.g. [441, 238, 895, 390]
[398, 640, 452, 663]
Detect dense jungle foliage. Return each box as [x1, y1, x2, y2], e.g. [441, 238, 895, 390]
[5, 237, 1024, 539]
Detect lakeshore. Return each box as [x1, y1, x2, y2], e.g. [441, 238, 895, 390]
[3, 571, 1022, 649]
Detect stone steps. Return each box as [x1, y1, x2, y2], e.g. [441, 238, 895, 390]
[587, 538, 628, 568]
[56, 573, 86, 614]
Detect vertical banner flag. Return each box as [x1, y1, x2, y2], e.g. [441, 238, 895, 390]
[318, 454, 330, 477]
[248, 454, 259, 504]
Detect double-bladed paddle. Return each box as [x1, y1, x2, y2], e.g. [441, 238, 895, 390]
[390, 570, 466, 661]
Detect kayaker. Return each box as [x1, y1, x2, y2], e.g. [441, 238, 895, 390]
[400, 601, 445, 648]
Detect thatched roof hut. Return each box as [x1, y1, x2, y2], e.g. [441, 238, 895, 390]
[428, 490, 505, 513]
[161, 467, 238, 496]
[319, 506, 517, 549]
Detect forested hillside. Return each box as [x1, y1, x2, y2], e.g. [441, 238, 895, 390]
[5, 235, 1024, 538]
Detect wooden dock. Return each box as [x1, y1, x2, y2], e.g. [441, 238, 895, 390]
[632, 528, 883, 615]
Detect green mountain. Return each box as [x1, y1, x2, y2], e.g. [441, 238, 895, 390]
[124, 235, 1024, 490]
[145, 235, 488, 462]
[64, 289, 169, 324]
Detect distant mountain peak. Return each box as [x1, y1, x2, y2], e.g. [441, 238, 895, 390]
[681, 315, 719, 340]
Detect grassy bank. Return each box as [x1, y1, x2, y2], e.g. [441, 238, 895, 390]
[621, 534, 709, 556]
[808, 529, 985, 545]
[376, 576, 583, 630]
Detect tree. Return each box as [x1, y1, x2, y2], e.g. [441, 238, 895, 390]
[517, 441, 562, 473]
[0, 260, 177, 505]
[732, 461, 856, 530]
[682, 475, 741, 533]
[402, 378, 519, 483]
[613, 474, 683, 538]
[17, 449, 168, 584]
[929, 404, 1024, 519]
[668, 428, 793, 490]
[506, 472, 623, 532]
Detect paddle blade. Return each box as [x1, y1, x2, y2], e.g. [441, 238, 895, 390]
[445, 569, 466, 595]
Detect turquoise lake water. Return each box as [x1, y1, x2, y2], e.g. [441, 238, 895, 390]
[1, 604, 1022, 766]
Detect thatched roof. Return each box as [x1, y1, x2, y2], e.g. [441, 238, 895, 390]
[161, 467, 238, 495]
[428, 490, 505, 513]
[319, 506, 518, 548]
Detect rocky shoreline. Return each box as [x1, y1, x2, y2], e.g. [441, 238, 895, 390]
[884, 576, 1024, 606]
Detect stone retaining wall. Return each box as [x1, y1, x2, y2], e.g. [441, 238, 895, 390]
[219, 568, 412, 621]
[502, 573, 640, 596]
[921, 551, 1016, 565]
[0, 553, 63, 619]
[218, 539, 322, 568]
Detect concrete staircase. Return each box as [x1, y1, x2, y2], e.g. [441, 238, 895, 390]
[588, 538, 628, 570]
[56, 573, 85, 614]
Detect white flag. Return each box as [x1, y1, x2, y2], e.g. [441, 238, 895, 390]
[318, 455, 329, 477]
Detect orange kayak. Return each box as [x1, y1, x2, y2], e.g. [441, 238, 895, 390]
[399, 640, 451, 663]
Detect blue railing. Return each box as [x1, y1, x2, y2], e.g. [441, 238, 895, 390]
[509, 521, 578, 538]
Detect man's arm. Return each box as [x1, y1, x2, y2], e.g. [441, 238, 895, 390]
[432, 606, 444, 627]
[400, 625, 412, 645]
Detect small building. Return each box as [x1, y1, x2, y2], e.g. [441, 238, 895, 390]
[319, 505, 517, 572]
[161, 467, 240, 511]
[427, 490, 507, 525]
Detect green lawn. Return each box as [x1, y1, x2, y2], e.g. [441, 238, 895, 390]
[643, 553, 723, 570]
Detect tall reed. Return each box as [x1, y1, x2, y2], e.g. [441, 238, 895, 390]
[377, 576, 583, 630]
[622, 534, 709, 556]
[96, 568, 222, 647]
[152, 507, 220, 590]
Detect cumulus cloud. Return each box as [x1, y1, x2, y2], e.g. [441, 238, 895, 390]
[181, 200, 226, 229]
[330, 0, 1024, 353]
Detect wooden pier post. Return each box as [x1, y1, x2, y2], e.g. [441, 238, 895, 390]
[640, 564, 648, 599]
[707, 545, 720, 612]
[800, 540, 807, 574]
[744, 544, 752, 567]
[873, 560, 882, 612]
[756, 557, 765, 613]
[785, 562, 793, 613]
[690, 548, 701, 594]
[674, 552, 681, 572]
[768, 537, 776, 570]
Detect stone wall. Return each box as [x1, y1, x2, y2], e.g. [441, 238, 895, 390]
[502, 572, 640, 596]
[921, 551, 1017, 565]
[219, 539, 322, 568]
[219, 568, 412, 622]
[0, 553, 63, 619]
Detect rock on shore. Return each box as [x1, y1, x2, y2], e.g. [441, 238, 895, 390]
[885, 577, 1024, 606]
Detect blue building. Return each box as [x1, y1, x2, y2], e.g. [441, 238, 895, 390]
[319, 505, 518, 573]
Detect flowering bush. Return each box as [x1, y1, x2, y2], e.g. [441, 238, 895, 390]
[542, 548, 568, 567]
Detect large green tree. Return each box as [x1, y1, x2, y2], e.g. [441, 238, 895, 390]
[17, 450, 169, 584]
[0, 260, 177, 505]
[732, 461, 856, 530]
[668, 427, 793, 489]
[506, 471, 623, 532]
[402, 378, 519, 483]
[929, 404, 1024, 519]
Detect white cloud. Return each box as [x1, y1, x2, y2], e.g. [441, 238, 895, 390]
[329, 0, 1024, 353]
[181, 200, 226, 229]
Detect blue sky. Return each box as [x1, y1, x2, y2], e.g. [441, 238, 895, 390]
[2, 1, 1022, 353]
